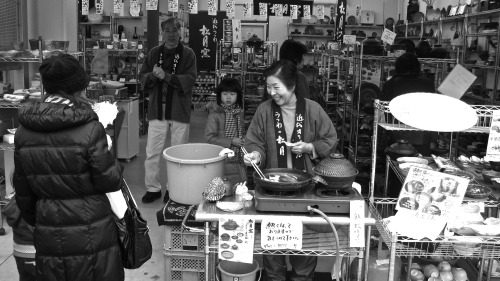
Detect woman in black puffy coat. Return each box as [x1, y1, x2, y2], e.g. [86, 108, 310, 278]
[14, 54, 125, 281]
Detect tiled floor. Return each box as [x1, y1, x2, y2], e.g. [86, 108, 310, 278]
[0, 110, 337, 281]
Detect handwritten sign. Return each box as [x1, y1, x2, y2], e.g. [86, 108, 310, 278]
[316, 5, 324, 20]
[168, 0, 178, 12]
[208, 0, 217, 16]
[82, 0, 89, 15]
[261, 218, 302, 250]
[343, 35, 356, 45]
[146, 0, 158, 10]
[486, 110, 500, 161]
[243, 2, 252, 18]
[437, 64, 477, 99]
[114, 0, 122, 14]
[226, 0, 235, 19]
[349, 201, 365, 247]
[381, 28, 396, 45]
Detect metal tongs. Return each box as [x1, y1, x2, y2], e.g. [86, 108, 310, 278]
[241, 147, 266, 180]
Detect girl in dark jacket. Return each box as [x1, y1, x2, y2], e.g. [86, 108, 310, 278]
[14, 54, 125, 281]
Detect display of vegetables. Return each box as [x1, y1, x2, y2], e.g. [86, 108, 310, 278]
[409, 261, 467, 281]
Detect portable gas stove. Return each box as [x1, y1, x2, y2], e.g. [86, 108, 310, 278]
[254, 182, 364, 214]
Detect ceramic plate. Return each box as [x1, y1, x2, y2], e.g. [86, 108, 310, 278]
[389, 92, 478, 132]
[354, 83, 381, 107]
[468, 23, 478, 34]
[347, 16, 357, 25]
[307, 15, 318, 24]
[410, 12, 425, 23]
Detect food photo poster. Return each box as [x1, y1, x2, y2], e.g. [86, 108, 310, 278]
[393, 166, 469, 240]
[218, 217, 255, 264]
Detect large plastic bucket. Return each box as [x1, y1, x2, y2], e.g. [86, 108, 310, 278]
[163, 143, 226, 205]
[218, 260, 260, 281]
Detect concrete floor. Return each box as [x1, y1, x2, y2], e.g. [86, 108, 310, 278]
[0, 110, 337, 281]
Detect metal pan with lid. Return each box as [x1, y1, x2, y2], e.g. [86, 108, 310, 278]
[253, 168, 312, 191]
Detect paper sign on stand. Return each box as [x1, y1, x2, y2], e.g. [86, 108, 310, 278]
[349, 200, 365, 247]
[391, 166, 469, 240]
[218, 217, 255, 264]
[343, 35, 356, 45]
[261, 218, 302, 250]
[486, 110, 500, 161]
[437, 64, 477, 99]
[381, 28, 396, 45]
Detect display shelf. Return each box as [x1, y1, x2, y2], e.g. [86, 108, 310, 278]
[0, 57, 39, 63]
[466, 32, 498, 37]
[290, 23, 335, 27]
[463, 64, 500, 70]
[374, 100, 500, 134]
[370, 199, 500, 259]
[289, 34, 333, 38]
[79, 22, 111, 25]
[208, 229, 358, 256]
[113, 16, 143, 19]
[345, 24, 384, 28]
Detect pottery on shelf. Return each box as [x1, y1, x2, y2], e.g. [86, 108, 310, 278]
[386, 139, 419, 159]
[415, 39, 432, 58]
[431, 44, 449, 58]
[362, 37, 384, 56]
[426, 7, 441, 21]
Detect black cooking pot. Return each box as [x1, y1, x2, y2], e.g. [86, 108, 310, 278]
[415, 39, 432, 58]
[253, 168, 312, 191]
[362, 37, 384, 56]
[386, 139, 419, 159]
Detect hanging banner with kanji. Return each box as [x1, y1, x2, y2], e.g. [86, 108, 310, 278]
[290, 5, 298, 19]
[95, 0, 103, 14]
[82, 0, 89, 15]
[208, 0, 217, 16]
[270, 4, 284, 19]
[303, 4, 311, 19]
[226, 0, 235, 19]
[243, 2, 252, 18]
[189, 11, 224, 71]
[168, 0, 178, 13]
[146, 0, 158, 10]
[188, 0, 198, 14]
[253, 0, 312, 18]
[113, 0, 123, 14]
[316, 5, 324, 20]
[335, 0, 347, 41]
[259, 2, 268, 19]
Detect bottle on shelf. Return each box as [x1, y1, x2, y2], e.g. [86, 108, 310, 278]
[139, 3, 144, 17]
[133, 27, 138, 39]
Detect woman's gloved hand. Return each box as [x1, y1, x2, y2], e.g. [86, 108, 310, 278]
[243, 151, 261, 166]
[291, 141, 314, 155]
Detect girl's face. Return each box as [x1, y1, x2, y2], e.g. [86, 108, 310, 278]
[221, 91, 238, 106]
[266, 75, 295, 106]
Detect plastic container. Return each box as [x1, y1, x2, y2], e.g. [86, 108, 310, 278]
[218, 259, 260, 281]
[163, 143, 226, 205]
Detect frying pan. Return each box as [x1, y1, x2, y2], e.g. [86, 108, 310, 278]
[253, 168, 312, 191]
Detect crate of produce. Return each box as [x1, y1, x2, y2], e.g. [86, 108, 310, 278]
[163, 224, 206, 253]
[164, 253, 207, 281]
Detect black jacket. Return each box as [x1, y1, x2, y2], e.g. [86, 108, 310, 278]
[14, 99, 124, 281]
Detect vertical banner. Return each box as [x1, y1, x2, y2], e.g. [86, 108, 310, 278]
[168, 0, 179, 13]
[82, 0, 89, 15]
[303, 5, 311, 19]
[208, 0, 217, 16]
[189, 11, 224, 71]
[226, 0, 235, 19]
[259, 2, 268, 19]
[335, 0, 347, 41]
[95, 0, 103, 14]
[317, 5, 324, 20]
[270, 4, 283, 19]
[232, 19, 241, 43]
[243, 2, 252, 18]
[188, 0, 198, 14]
[113, 0, 122, 14]
[290, 5, 298, 19]
[146, 0, 158, 10]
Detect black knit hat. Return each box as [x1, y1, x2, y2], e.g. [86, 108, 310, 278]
[39, 54, 89, 95]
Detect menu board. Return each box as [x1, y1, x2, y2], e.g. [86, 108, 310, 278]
[219, 217, 255, 264]
[391, 166, 469, 240]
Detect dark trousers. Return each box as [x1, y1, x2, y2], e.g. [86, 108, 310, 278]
[263, 255, 317, 281]
[14, 256, 36, 281]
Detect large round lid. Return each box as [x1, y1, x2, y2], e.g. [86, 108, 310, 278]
[313, 153, 357, 177]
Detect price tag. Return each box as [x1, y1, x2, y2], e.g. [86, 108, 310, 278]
[349, 200, 365, 247]
[343, 35, 356, 45]
[381, 28, 397, 45]
[261, 218, 302, 250]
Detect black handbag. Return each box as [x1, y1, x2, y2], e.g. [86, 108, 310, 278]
[116, 180, 153, 269]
